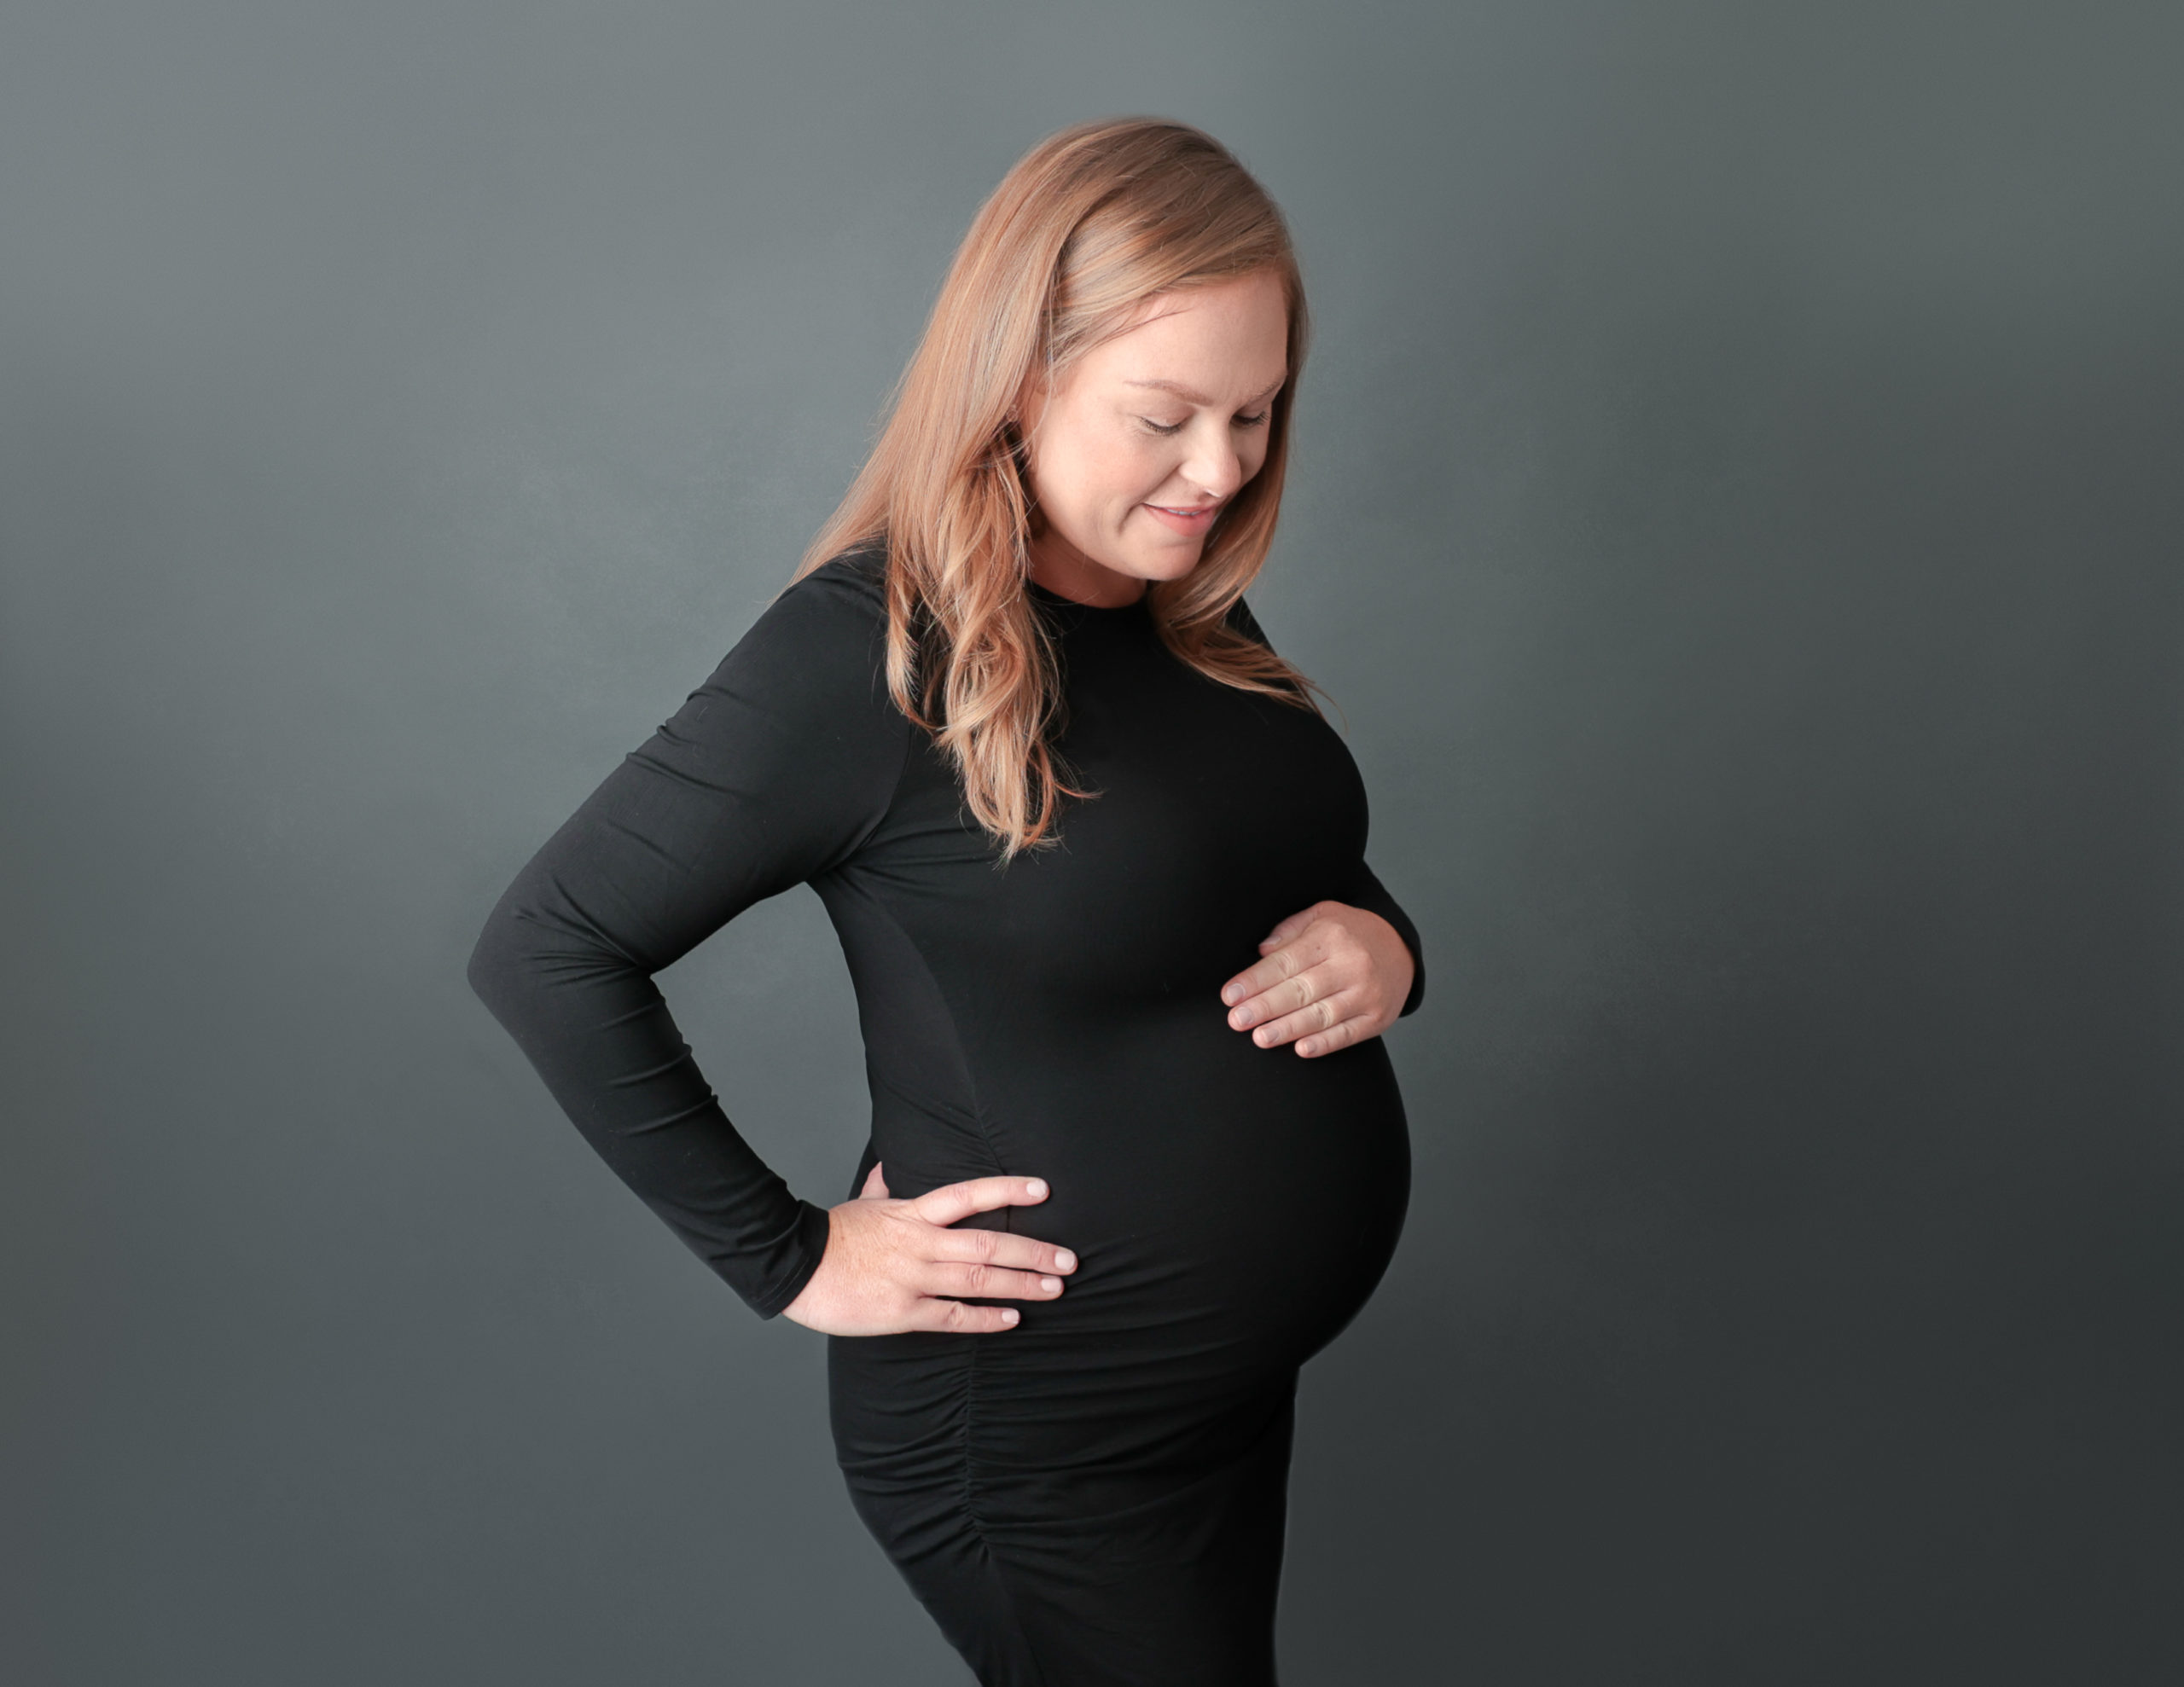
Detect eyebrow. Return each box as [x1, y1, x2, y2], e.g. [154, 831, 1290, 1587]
[1123, 374, 1287, 406]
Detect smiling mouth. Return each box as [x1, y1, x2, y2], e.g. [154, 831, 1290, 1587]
[1147, 503, 1220, 518]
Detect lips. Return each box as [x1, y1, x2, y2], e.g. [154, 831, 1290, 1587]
[1141, 497, 1228, 539]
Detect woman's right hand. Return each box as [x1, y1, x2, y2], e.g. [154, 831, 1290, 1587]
[780, 1162, 1076, 1336]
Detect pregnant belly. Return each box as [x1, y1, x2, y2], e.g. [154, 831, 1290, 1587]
[957, 1000, 1414, 1382]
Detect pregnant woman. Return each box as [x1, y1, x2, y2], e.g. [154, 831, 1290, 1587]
[467, 115, 1425, 1686]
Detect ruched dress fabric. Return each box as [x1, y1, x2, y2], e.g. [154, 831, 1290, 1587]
[467, 539, 1424, 1686]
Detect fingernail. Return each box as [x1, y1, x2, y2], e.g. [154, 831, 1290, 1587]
[1054, 1250, 1076, 1271]
[1040, 1277, 1060, 1293]
[1221, 985, 1239, 1004]
[1026, 1179, 1047, 1198]
[1255, 1028, 1274, 1045]
[1002, 1308, 1019, 1325]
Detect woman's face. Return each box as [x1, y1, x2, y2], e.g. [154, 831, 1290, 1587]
[1017, 269, 1289, 607]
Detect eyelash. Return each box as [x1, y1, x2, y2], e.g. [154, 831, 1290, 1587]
[1139, 412, 1272, 438]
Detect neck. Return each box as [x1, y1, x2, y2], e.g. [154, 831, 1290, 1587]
[1026, 531, 1149, 610]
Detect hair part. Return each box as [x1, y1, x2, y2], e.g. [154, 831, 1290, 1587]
[790, 115, 1332, 862]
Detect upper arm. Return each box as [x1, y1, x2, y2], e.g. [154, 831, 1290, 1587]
[471, 562, 909, 985]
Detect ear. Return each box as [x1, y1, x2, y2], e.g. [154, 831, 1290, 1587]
[1014, 367, 1053, 429]
[1005, 392, 1039, 462]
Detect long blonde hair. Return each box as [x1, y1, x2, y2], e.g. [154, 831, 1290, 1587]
[790, 115, 1331, 861]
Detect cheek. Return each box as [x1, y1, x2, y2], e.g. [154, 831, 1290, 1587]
[1048, 433, 1162, 513]
[1077, 424, 1157, 490]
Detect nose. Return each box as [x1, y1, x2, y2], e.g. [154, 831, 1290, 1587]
[1176, 420, 1248, 504]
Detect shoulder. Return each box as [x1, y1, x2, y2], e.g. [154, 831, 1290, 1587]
[633, 537, 909, 859]
[723, 537, 891, 669]
[788, 536, 890, 610]
[761, 537, 891, 644]
[677, 539, 900, 739]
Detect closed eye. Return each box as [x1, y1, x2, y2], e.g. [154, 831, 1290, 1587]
[1139, 412, 1273, 438]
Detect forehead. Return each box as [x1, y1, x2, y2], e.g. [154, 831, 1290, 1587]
[1082, 276, 1290, 394]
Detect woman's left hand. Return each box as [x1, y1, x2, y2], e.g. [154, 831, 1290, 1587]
[1218, 901, 1415, 1058]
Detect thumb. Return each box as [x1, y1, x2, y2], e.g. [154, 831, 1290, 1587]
[859, 1161, 890, 1200]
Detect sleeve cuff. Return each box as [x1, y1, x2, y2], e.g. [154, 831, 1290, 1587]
[746, 1199, 835, 1321]
[1343, 861, 1426, 1019]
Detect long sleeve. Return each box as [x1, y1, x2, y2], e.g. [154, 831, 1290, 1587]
[466, 559, 909, 1319]
[1226, 594, 1426, 1019]
[1339, 857, 1426, 1019]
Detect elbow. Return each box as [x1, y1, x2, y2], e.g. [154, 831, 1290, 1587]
[465, 885, 642, 1029]
[465, 897, 537, 1023]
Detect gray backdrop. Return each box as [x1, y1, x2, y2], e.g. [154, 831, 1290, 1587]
[4, 3, 2178, 1683]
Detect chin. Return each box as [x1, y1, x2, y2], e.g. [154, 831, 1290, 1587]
[1110, 554, 1192, 588]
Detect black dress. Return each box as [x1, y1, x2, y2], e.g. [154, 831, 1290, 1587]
[466, 538, 1424, 1686]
